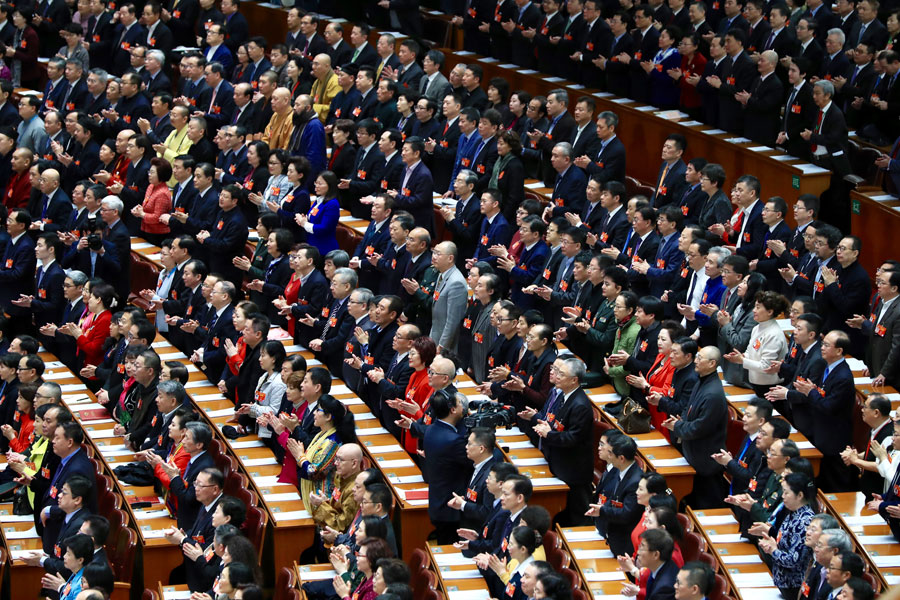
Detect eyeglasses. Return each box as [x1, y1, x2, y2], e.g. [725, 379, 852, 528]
[427, 369, 452, 377]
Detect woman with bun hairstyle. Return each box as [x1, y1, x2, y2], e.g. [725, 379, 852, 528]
[487, 525, 541, 600]
[288, 393, 356, 503]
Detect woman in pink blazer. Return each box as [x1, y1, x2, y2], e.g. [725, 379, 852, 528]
[131, 157, 173, 245]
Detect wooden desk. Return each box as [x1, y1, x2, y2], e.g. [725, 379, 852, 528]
[849, 189, 900, 286]
[822, 492, 892, 591]
[437, 49, 831, 208]
[588, 386, 697, 502]
[428, 543, 492, 600]
[555, 525, 627, 597]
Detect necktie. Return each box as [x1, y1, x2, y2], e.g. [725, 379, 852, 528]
[208, 311, 219, 333]
[322, 299, 340, 336]
[647, 573, 656, 595]
[634, 235, 643, 256]
[36, 266, 44, 288]
[811, 110, 824, 153]
[352, 46, 361, 62]
[539, 389, 562, 450]
[765, 30, 776, 50]
[858, 21, 868, 45]
[686, 271, 698, 305]
[231, 106, 242, 125]
[730, 436, 754, 493]
[656, 163, 669, 197]
[722, 287, 731, 309]
[823, 365, 832, 382]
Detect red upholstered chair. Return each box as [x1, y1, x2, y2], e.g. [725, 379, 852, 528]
[109, 527, 137, 581]
[242, 506, 267, 553]
[680, 531, 705, 563]
[274, 566, 296, 600]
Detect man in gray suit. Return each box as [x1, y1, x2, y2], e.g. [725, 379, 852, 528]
[420, 50, 451, 103]
[430, 241, 468, 354]
[17, 97, 48, 154]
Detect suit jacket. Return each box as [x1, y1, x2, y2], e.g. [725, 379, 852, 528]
[744, 73, 785, 147]
[585, 136, 627, 184]
[818, 260, 871, 356]
[549, 166, 587, 217]
[807, 103, 852, 176]
[781, 81, 817, 160]
[201, 305, 238, 382]
[509, 3, 542, 68]
[730, 200, 767, 260]
[430, 266, 469, 352]
[646, 234, 685, 298]
[42, 507, 88, 572]
[445, 194, 484, 268]
[820, 51, 851, 81]
[593, 206, 630, 251]
[621, 231, 661, 296]
[862, 296, 900, 386]
[170, 451, 216, 530]
[540, 388, 594, 485]
[0, 233, 37, 314]
[595, 461, 645, 556]
[423, 420, 473, 522]
[673, 372, 728, 476]
[460, 455, 501, 530]
[473, 213, 513, 265]
[651, 159, 687, 207]
[315, 297, 355, 374]
[754, 220, 794, 281]
[183, 496, 222, 592]
[642, 559, 679, 600]
[110, 23, 147, 76]
[393, 161, 435, 235]
[31, 261, 66, 328]
[718, 51, 757, 134]
[746, 18, 773, 53]
[806, 359, 855, 456]
[41, 448, 95, 511]
[848, 18, 888, 53]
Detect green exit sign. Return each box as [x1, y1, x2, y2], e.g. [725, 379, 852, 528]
[792, 175, 800, 189]
[852, 199, 861, 215]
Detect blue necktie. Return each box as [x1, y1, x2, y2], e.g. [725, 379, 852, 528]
[41, 195, 50, 219]
[730, 437, 753, 494]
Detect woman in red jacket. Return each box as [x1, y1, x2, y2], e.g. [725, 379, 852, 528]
[131, 158, 173, 245]
[60, 282, 115, 372]
[147, 407, 192, 515]
[386, 336, 436, 455]
[626, 321, 684, 440]
[1, 382, 35, 453]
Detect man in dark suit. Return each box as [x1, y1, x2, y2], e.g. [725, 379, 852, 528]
[762, 5, 798, 56]
[18, 233, 67, 330]
[629, 529, 680, 600]
[425, 93, 462, 194]
[447, 428, 501, 532]
[744, 0, 772, 53]
[777, 57, 817, 161]
[39, 422, 97, 521]
[821, 31, 852, 81]
[549, 143, 587, 218]
[803, 80, 853, 191]
[308, 268, 356, 375]
[504, 0, 542, 68]
[590, 181, 631, 252]
[195, 282, 237, 381]
[168, 470, 225, 590]
[627, 6, 661, 103]
[603, 13, 636, 98]
[815, 235, 871, 357]
[848, 271, 900, 388]
[578, 111, 626, 184]
[530, 89, 576, 187]
[422, 391, 473, 544]
[802, 0, 838, 40]
[109, 7, 146, 77]
[847, 0, 888, 51]
[97, 197, 132, 302]
[39, 60, 69, 117]
[767, 312, 825, 437]
[613, 206, 660, 297]
[160, 422, 216, 530]
[34, 0, 70, 58]
[588, 433, 644, 556]
[0, 209, 37, 326]
[796, 19, 826, 67]
[471, 191, 512, 267]
[794, 330, 857, 492]
[634, 206, 685, 299]
[663, 346, 728, 509]
[35, 474, 91, 567]
[650, 134, 687, 207]
[712, 29, 757, 135]
[751, 197, 794, 289]
[527, 356, 594, 525]
[392, 138, 435, 235]
[533, 0, 566, 74]
[713, 397, 772, 496]
[738, 51, 784, 147]
[709, 174, 766, 260]
[363, 323, 417, 437]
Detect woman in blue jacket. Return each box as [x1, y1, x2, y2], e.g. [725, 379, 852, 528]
[296, 170, 340, 255]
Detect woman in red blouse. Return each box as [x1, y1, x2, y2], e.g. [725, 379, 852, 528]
[132, 158, 173, 245]
[1, 382, 35, 453]
[626, 321, 684, 439]
[60, 282, 115, 371]
[223, 301, 261, 379]
[386, 337, 436, 455]
[147, 407, 192, 514]
[669, 33, 707, 121]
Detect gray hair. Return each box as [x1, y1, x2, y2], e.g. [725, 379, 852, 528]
[146, 49, 166, 64]
[548, 88, 568, 105]
[826, 28, 846, 46]
[380, 32, 395, 45]
[101, 196, 124, 215]
[48, 57, 66, 71]
[452, 63, 467, 73]
[822, 528, 853, 553]
[563, 357, 587, 383]
[334, 267, 358, 288]
[814, 80, 835, 98]
[158, 380, 186, 404]
[598, 110, 619, 128]
[39, 382, 62, 402]
[455, 392, 469, 413]
[65, 270, 88, 286]
[553, 142, 574, 160]
[708, 246, 731, 267]
[352, 287, 375, 307]
[812, 513, 840, 530]
[458, 169, 478, 186]
[88, 68, 109, 85]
